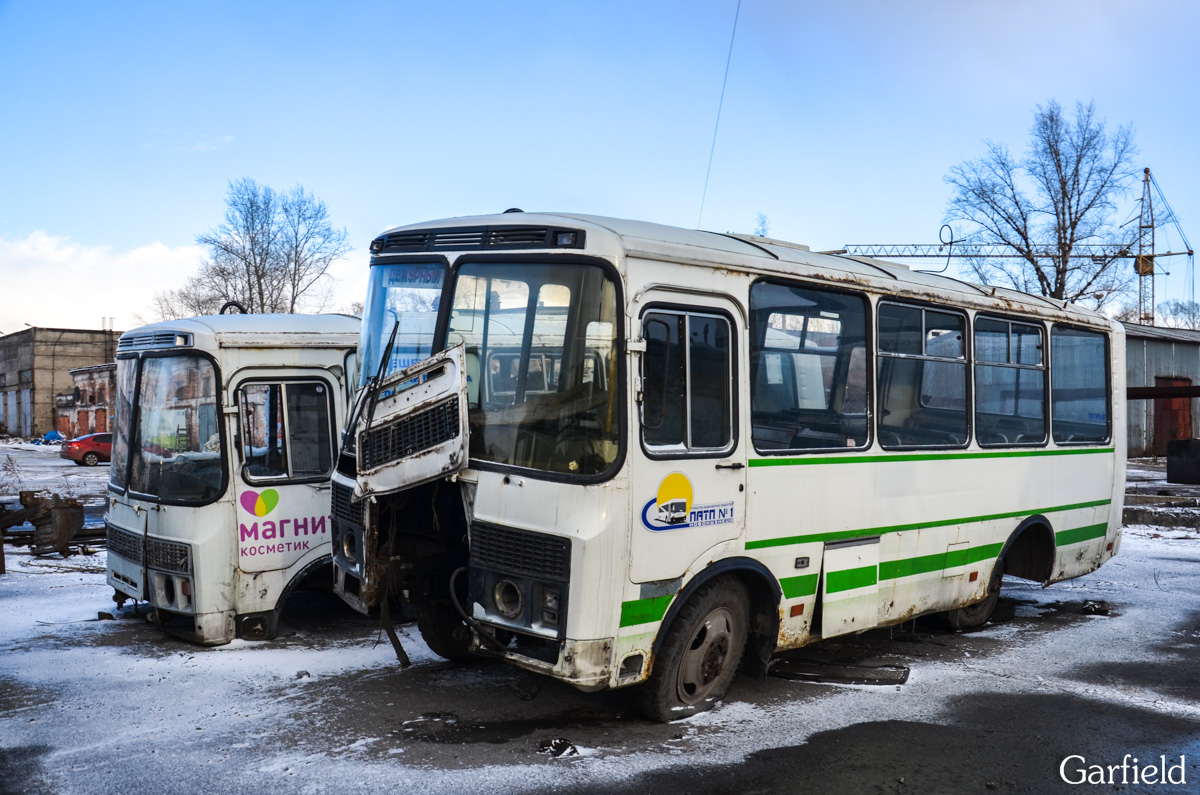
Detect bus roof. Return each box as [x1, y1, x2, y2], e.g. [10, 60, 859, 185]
[119, 313, 361, 353]
[377, 212, 1112, 327]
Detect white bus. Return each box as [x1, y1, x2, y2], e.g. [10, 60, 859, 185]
[330, 214, 1124, 720]
[106, 313, 360, 644]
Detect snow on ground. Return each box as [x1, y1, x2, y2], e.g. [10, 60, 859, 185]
[0, 440, 111, 510]
[3, 444, 1200, 792]
[3, 529, 1200, 794]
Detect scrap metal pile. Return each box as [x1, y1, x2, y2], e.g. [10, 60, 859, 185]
[0, 490, 86, 568]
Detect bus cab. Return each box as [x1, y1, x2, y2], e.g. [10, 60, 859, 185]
[106, 313, 359, 644]
[331, 213, 1125, 720]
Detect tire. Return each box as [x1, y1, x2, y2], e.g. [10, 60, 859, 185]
[944, 558, 1004, 631]
[637, 576, 749, 722]
[82, 452, 99, 466]
[415, 598, 478, 662]
[237, 609, 280, 641]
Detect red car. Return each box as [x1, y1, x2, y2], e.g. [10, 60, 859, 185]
[60, 433, 113, 466]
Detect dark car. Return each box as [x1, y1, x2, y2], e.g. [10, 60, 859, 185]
[60, 433, 113, 466]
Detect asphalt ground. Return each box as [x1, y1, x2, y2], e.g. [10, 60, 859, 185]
[2, 444, 1199, 794]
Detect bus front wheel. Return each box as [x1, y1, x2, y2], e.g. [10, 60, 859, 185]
[637, 576, 749, 722]
[944, 559, 1004, 631]
[415, 598, 478, 662]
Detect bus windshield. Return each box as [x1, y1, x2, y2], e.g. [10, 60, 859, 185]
[359, 262, 446, 389]
[111, 354, 223, 504]
[446, 261, 620, 476]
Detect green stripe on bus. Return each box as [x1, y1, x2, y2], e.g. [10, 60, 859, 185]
[878, 543, 1004, 581]
[780, 573, 819, 599]
[1055, 523, 1109, 547]
[749, 447, 1114, 469]
[826, 565, 877, 594]
[744, 499, 1111, 551]
[619, 594, 674, 628]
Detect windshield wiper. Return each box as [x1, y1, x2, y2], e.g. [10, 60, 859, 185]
[340, 319, 400, 458]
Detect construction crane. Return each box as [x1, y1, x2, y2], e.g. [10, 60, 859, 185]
[834, 168, 1193, 325]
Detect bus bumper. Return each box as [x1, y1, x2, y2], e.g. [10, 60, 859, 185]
[481, 637, 615, 692]
[154, 607, 236, 646]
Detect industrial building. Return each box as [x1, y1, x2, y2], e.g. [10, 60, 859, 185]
[0, 327, 121, 438]
[1123, 322, 1200, 457]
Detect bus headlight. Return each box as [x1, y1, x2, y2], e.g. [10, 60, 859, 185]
[541, 587, 561, 626]
[493, 579, 524, 620]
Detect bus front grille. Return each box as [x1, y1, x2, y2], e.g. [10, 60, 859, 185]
[117, 331, 182, 351]
[373, 225, 586, 254]
[146, 538, 192, 574]
[471, 523, 570, 582]
[360, 396, 460, 470]
[331, 481, 363, 526]
[106, 523, 142, 564]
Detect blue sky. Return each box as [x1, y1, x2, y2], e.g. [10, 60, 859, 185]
[1, 0, 1197, 332]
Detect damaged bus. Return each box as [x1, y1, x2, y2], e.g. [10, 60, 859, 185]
[330, 213, 1124, 720]
[107, 313, 360, 644]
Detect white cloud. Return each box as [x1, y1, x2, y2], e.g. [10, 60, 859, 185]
[0, 231, 204, 335]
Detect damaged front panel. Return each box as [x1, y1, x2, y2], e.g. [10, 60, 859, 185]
[354, 344, 471, 501]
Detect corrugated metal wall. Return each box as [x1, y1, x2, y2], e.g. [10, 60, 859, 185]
[1126, 337, 1200, 456]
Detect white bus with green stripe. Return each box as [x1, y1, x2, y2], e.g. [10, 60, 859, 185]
[333, 212, 1123, 721]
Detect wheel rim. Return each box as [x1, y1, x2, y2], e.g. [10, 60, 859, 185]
[84, 453, 97, 465]
[675, 605, 739, 705]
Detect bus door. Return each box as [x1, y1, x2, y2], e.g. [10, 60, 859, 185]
[631, 301, 745, 583]
[231, 374, 339, 579]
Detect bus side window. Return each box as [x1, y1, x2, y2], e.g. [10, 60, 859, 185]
[975, 317, 1046, 446]
[240, 384, 288, 478]
[1051, 326, 1110, 444]
[642, 316, 685, 445]
[286, 383, 333, 477]
[239, 381, 333, 481]
[748, 280, 869, 452]
[641, 310, 732, 453]
[877, 303, 968, 448]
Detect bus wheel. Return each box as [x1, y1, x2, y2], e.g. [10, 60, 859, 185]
[638, 576, 749, 722]
[415, 598, 478, 662]
[944, 560, 1004, 631]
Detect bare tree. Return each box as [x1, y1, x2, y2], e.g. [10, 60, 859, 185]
[278, 185, 350, 313]
[1156, 300, 1200, 329]
[154, 178, 351, 320]
[195, 178, 286, 313]
[147, 280, 224, 322]
[945, 101, 1138, 308]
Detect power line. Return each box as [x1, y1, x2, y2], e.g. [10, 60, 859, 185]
[697, 0, 741, 230]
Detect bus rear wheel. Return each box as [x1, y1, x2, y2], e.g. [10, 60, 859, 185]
[944, 559, 1004, 631]
[637, 576, 749, 722]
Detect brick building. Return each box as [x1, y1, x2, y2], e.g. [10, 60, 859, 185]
[55, 363, 118, 438]
[0, 327, 121, 437]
